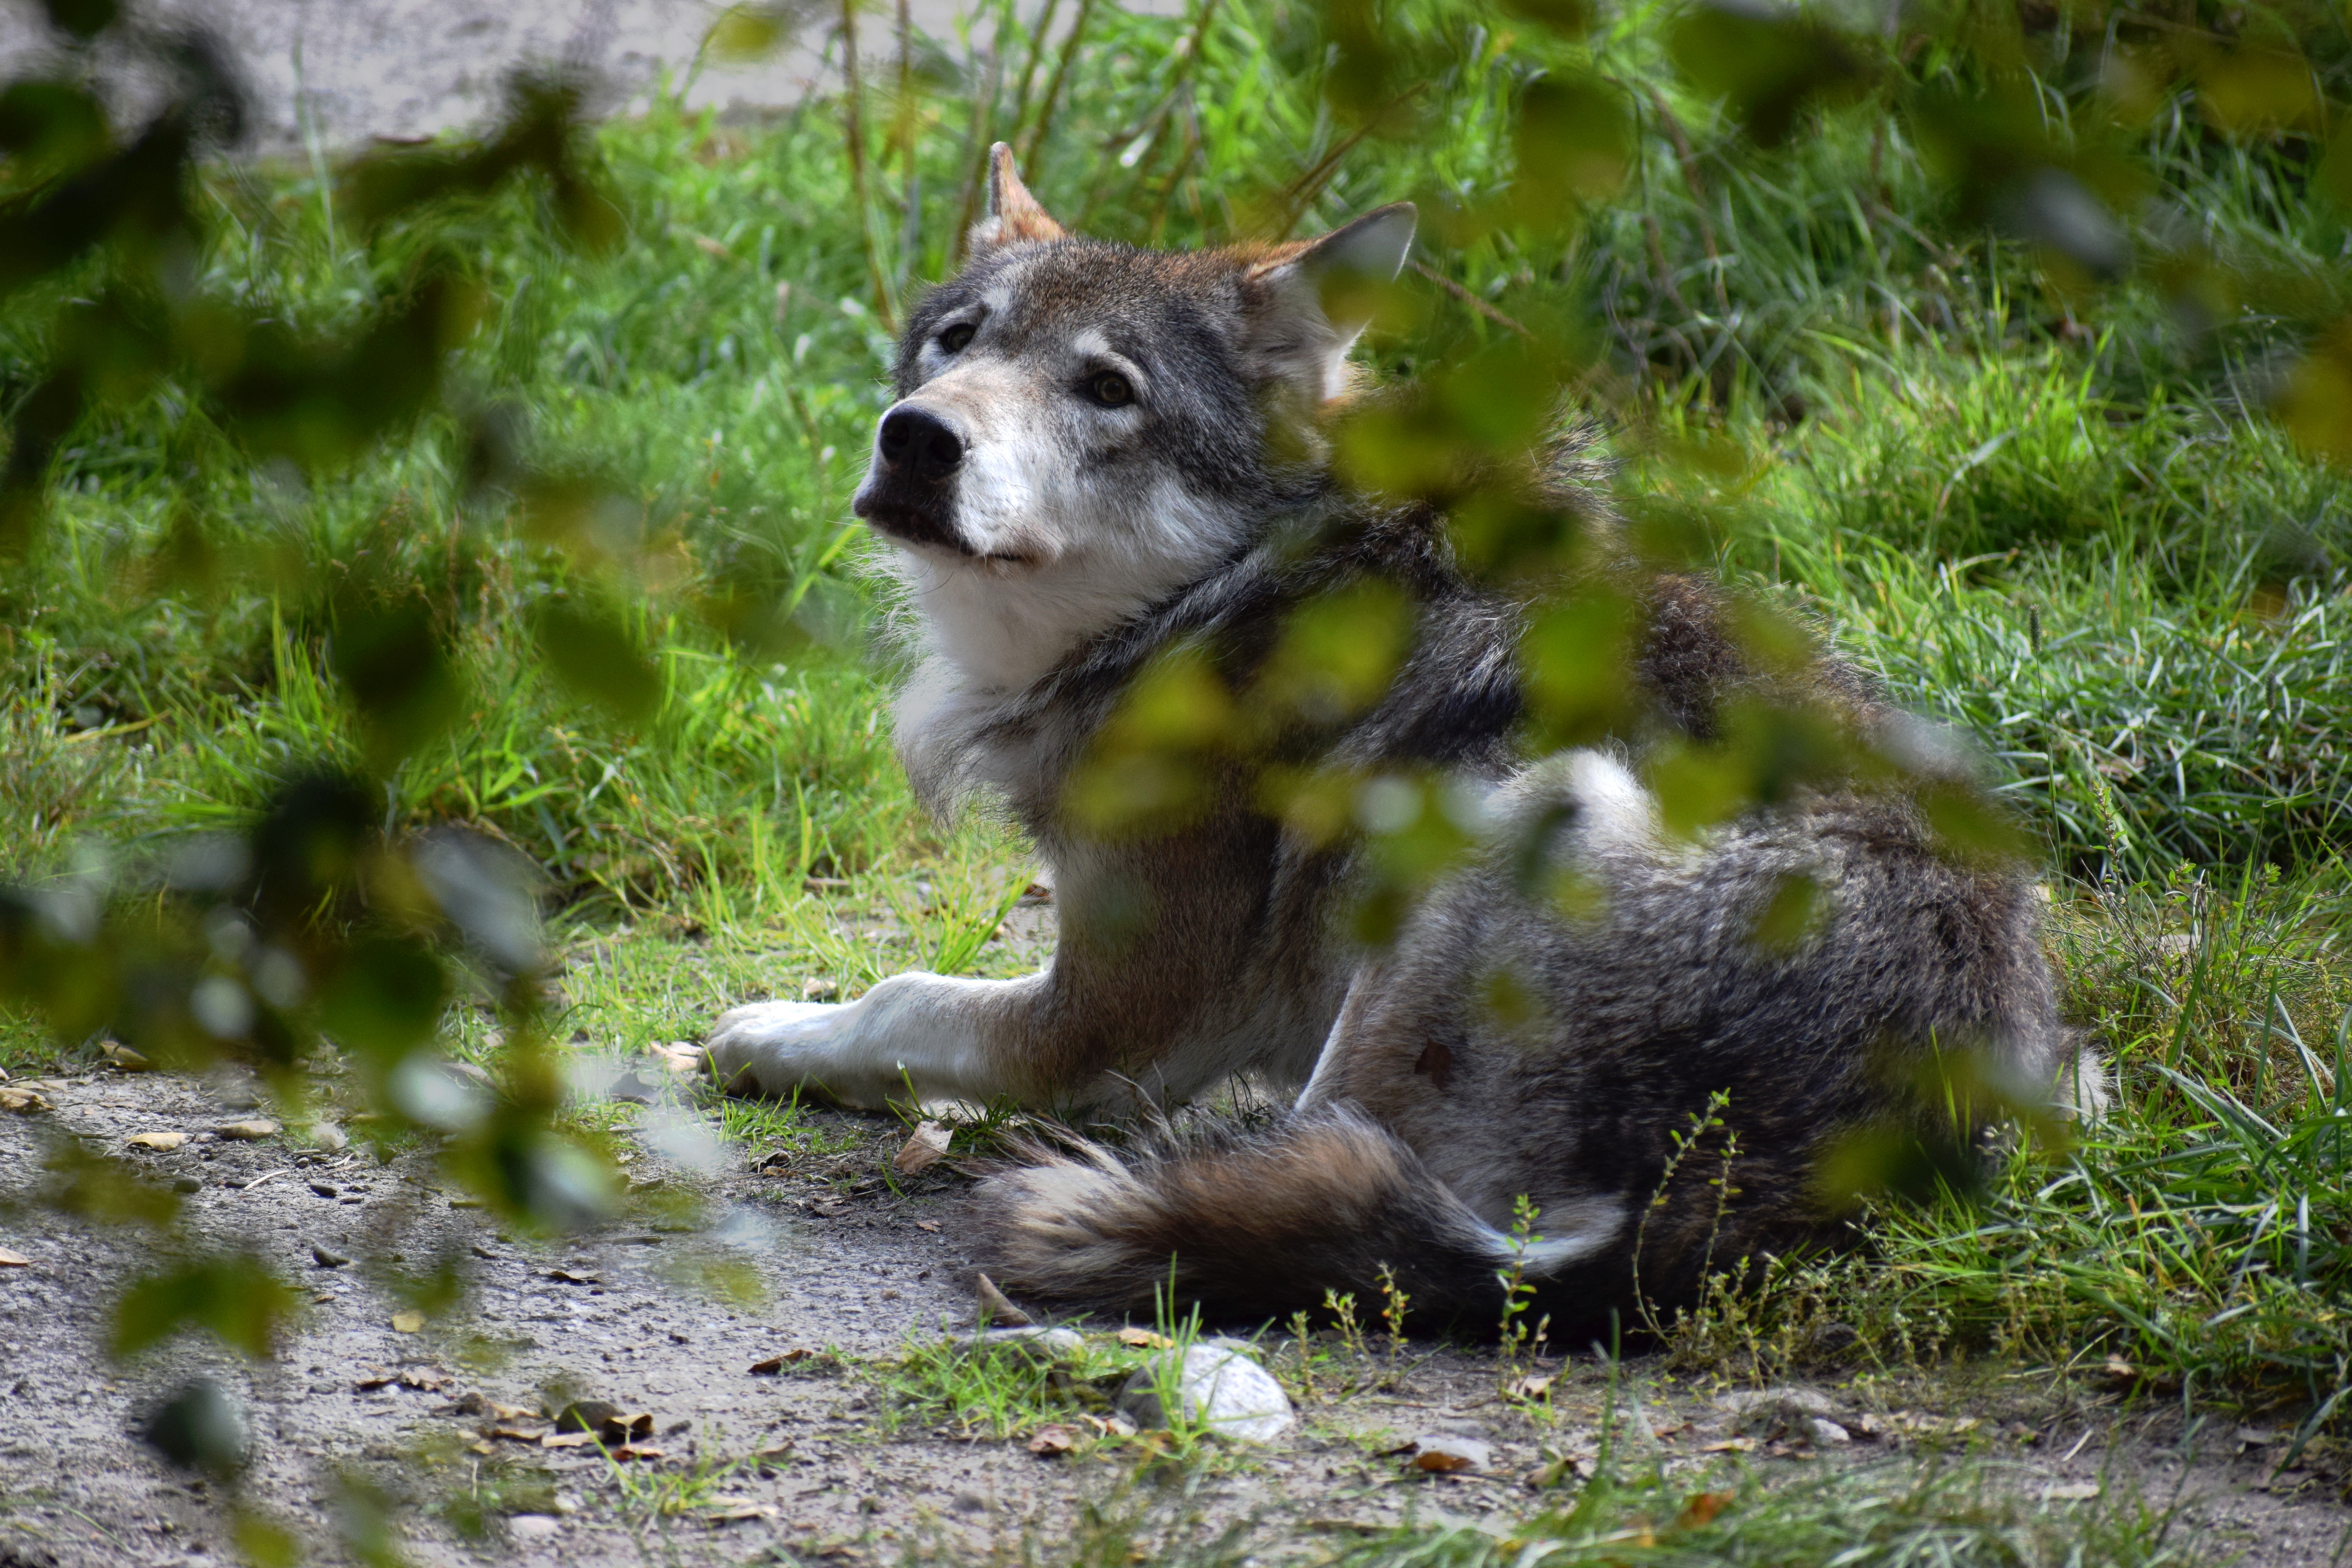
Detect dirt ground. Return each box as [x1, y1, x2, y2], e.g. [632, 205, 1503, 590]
[6, 1046, 2352, 1568]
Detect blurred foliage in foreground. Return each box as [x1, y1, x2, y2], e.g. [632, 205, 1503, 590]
[0, 0, 2349, 1521]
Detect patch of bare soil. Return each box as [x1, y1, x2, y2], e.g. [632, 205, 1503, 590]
[4, 1064, 2350, 1566]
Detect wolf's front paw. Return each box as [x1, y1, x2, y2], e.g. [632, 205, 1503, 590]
[705, 1001, 865, 1102]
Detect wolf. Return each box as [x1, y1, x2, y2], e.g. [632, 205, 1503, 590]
[706, 146, 2103, 1326]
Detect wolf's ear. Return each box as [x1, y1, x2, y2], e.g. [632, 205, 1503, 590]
[968, 143, 1067, 256]
[1243, 203, 1416, 402]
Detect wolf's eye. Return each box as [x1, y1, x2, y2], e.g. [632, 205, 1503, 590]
[939, 322, 975, 353]
[1085, 372, 1133, 408]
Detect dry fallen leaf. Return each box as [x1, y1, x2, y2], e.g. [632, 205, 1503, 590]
[0, 1087, 52, 1115]
[390, 1311, 425, 1334]
[912, 1218, 940, 1233]
[1675, 1489, 1736, 1528]
[126, 1131, 188, 1151]
[488, 1426, 545, 1443]
[1699, 1437, 1758, 1454]
[1116, 1327, 1174, 1349]
[975, 1274, 1033, 1328]
[555, 1400, 622, 1433]
[749, 1348, 812, 1375]
[101, 1041, 153, 1072]
[1027, 1424, 1080, 1457]
[540, 1432, 597, 1449]
[1505, 1373, 1553, 1401]
[0, 1248, 29, 1267]
[1408, 1436, 1491, 1474]
[544, 1268, 601, 1285]
[2042, 1481, 2101, 1502]
[893, 1120, 953, 1176]
[608, 1444, 664, 1462]
[217, 1118, 281, 1141]
[705, 1502, 780, 1522]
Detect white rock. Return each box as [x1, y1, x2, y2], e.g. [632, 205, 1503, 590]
[1808, 1417, 1853, 1446]
[508, 1514, 561, 1539]
[1116, 1345, 1293, 1444]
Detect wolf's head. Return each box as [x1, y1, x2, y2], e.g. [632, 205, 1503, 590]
[856, 146, 1415, 691]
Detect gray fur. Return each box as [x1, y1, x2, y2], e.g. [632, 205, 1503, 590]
[706, 156, 2101, 1329]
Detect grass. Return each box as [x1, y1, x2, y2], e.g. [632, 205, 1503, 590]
[1329, 1454, 2204, 1568]
[4, 0, 2352, 1554]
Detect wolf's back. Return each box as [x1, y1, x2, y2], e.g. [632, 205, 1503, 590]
[971, 1108, 1609, 1321]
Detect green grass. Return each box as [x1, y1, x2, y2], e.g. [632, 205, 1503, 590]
[1331, 1455, 2201, 1568]
[5, 0, 2352, 1516]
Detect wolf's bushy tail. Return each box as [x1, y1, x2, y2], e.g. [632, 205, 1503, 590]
[971, 1107, 1610, 1322]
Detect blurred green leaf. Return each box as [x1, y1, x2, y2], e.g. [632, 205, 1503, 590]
[142, 1379, 247, 1479]
[2190, 43, 2319, 138]
[0, 116, 191, 298]
[0, 78, 109, 174]
[2274, 321, 2352, 469]
[705, 3, 817, 60]
[1519, 590, 1637, 750]
[319, 936, 449, 1063]
[1514, 73, 1632, 214]
[1253, 579, 1414, 729]
[41, 1139, 183, 1229]
[112, 1254, 298, 1359]
[1814, 1121, 1988, 1208]
[1668, 2, 1876, 147]
[1748, 871, 1823, 955]
[230, 1510, 302, 1568]
[531, 598, 663, 722]
[213, 276, 481, 470]
[40, 0, 119, 39]
[343, 73, 623, 251]
[1500, 0, 1590, 38]
[1918, 778, 2033, 865]
[329, 593, 468, 765]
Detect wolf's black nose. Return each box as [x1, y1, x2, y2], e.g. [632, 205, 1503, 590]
[877, 406, 965, 482]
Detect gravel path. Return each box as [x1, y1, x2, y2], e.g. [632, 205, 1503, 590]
[7, 1058, 2352, 1566]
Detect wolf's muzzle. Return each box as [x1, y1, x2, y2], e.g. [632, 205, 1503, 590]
[855, 403, 970, 554]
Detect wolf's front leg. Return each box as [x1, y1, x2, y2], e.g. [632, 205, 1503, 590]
[704, 970, 1048, 1110]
